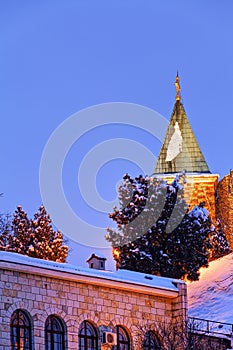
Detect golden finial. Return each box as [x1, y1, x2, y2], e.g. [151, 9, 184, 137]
[175, 72, 181, 101]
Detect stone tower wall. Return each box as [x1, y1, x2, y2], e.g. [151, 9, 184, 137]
[217, 170, 233, 249]
[161, 174, 219, 221]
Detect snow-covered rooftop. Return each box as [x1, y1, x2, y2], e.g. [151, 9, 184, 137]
[188, 253, 233, 324]
[153, 173, 219, 177]
[86, 252, 107, 262]
[0, 251, 181, 294]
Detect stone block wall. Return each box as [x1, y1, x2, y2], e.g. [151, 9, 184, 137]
[0, 261, 187, 350]
[161, 174, 219, 221]
[188, 332, 232, 350]
[217, 171, 233, 249]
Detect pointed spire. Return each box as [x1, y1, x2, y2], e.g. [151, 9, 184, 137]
[175, 72, 181, 101]
[154, 76, 210, 174]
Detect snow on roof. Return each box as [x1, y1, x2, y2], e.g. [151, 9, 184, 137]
[187, 253, 233, 324]
[152, 173, 219, 177]
[86, 252, 107, 262]
[0, 251, 180, 293]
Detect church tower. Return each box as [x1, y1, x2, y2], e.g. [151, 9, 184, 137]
[154, 74, 219, 220]
[217, 170, 233, 248]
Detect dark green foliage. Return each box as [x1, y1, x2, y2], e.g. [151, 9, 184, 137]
[106, 174, 216, 281]
[209, 220, 231, 261]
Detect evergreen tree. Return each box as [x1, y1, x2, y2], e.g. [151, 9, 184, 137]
[0, 213, 11, 251]
[106, 174, 221, 281]
[29, 205, 68, 262]
[8, 206, 32, 254]
[209, 220, 231, 261]
[0, 193, 11, 250]
[8, 205, 68, 262]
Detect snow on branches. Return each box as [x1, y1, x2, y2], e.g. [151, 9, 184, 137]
[6, 205, 68, 262]
[106, 174, 229, 281]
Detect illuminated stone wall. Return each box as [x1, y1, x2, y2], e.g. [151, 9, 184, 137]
[217, 170, 233, 249]
[0, 254, 187, 350]
[160, 173, 219, 221]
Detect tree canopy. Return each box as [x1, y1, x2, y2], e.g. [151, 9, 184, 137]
[0, 205, 68, 262]
[106, 174, 230, 281]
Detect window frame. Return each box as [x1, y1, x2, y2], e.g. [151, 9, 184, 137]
[45, 315, 66, 350]
[116, 325, 130, 350]
[78, 320, 98, 350]
[10, 309, 32, 350]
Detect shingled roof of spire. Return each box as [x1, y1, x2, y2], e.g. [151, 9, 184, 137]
[154, 100, 210, 174]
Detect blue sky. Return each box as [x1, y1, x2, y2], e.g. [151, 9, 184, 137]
[1, 1, 233, 267]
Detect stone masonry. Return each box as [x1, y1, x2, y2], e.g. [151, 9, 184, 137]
[0, 252, 187, 350]
[157, 173, 219, 221]
[217, 170, 233, 249]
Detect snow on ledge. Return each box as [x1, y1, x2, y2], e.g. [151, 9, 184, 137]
[0, 251, 181, 293]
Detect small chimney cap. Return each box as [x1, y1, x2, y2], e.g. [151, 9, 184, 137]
[86, 252, 107, 263]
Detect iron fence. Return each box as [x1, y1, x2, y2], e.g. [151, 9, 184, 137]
[188, 317, 233, 338]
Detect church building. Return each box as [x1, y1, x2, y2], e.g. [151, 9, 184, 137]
[0, 76, 232, 350]
[154, 74, 233, 249]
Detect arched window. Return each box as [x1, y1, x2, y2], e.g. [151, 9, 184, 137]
[78, 321, 98, 350]
[116, 325, 130, 350]
[10, 309, 32, 350]
[143, 330, 161, 350]
[45, 315, 66, 350]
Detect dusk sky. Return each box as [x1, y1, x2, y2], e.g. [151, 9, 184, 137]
[1, 1, 233, 267]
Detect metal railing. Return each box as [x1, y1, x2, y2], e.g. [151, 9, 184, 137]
[188, 317, 233, 338]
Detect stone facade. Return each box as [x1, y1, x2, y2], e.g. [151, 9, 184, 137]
[217, 170, 233, 249]
[186, 174, 219, 221]
[157, 173, 219, 221]
[0, 252, 187, 350]
[188, 332, 232, 350]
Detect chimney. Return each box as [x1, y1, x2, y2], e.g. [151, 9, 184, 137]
[86, 253, 106, 270]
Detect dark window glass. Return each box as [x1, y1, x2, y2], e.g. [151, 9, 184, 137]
[10, 309, 32, 350]
[143, 331, 161, 350]
[45, 315, 66, 350]
[79, 321, 98, 350]
[116, 326, 130, 350]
